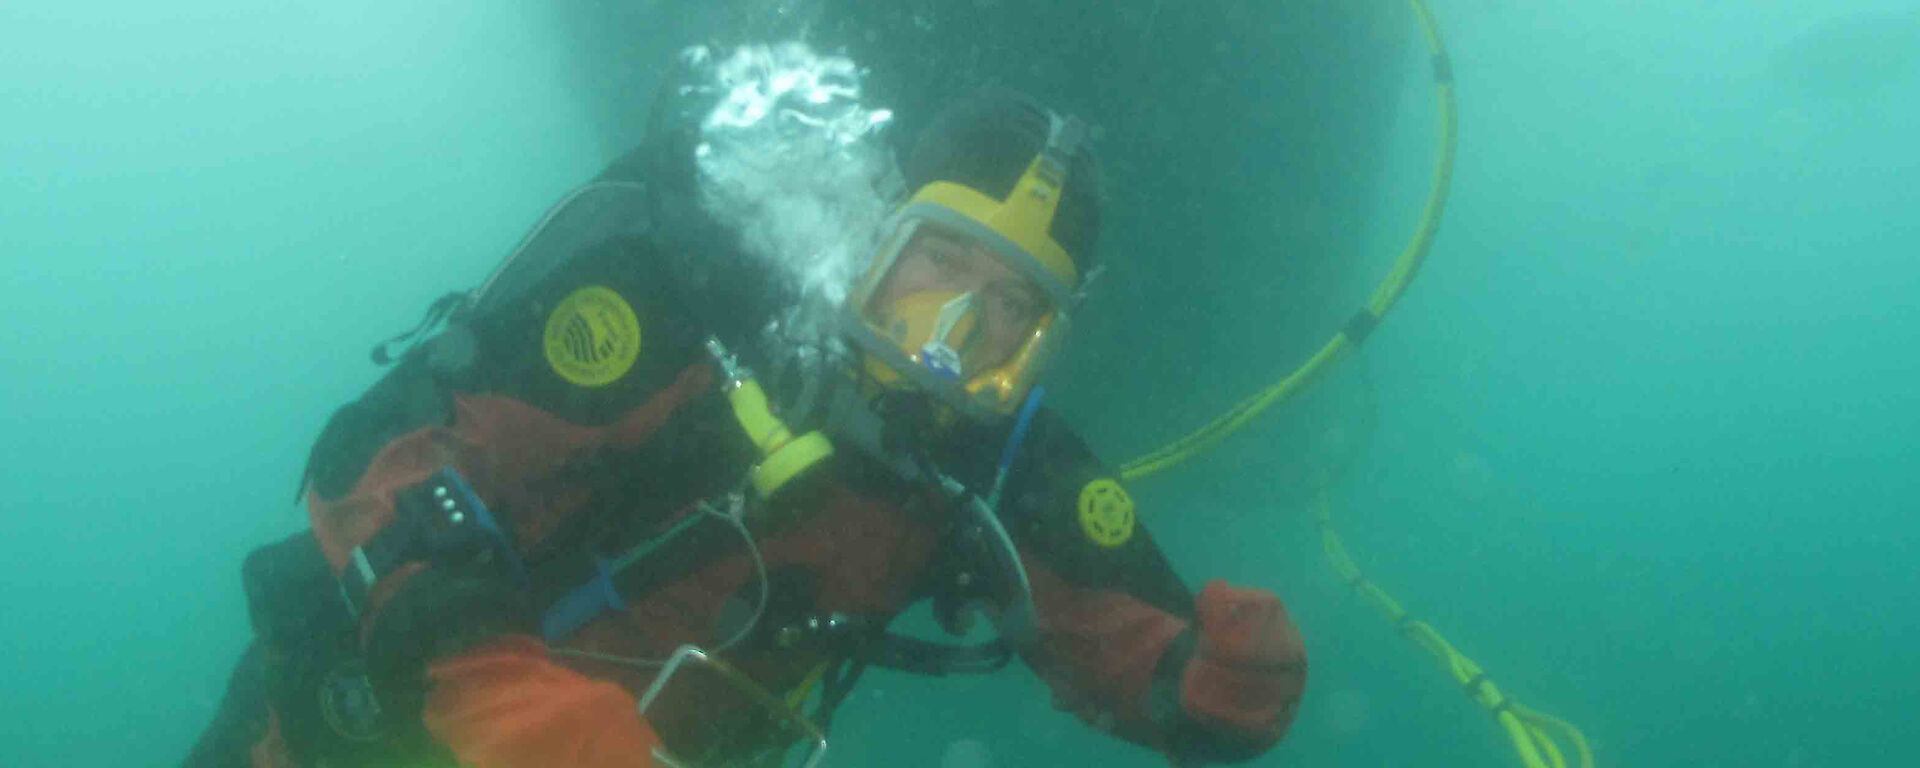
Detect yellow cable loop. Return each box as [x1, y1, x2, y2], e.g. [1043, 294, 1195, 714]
[1312, 491, 1594, 768]
[1117, 5, 1595, 765]
[1118, 0, 1456, 484]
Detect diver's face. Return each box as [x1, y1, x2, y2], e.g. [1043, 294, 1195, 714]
[874, 227, 1045, 372]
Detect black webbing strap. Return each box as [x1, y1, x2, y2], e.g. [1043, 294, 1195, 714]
[369, 291, 469, 366]
[864, 635, 1014, 677]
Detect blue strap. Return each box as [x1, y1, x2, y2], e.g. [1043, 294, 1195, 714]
[542, 555, 625, 643]
[985, 387, 1045, 509]
[997, 386, 1046, 477]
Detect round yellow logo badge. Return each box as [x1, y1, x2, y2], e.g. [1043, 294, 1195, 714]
[1077, 478, 1136, 548]
[543, 286, 642, 387]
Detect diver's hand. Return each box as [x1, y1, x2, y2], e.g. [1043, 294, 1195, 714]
[425, 636, 664, 767]
[1180, 581, 1307, 741]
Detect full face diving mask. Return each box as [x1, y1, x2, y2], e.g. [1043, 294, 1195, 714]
[844, 112, 1087, 422]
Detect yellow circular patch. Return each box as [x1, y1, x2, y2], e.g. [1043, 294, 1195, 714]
[543, 286, 642, 387]
[1077, 478, 1135, 548]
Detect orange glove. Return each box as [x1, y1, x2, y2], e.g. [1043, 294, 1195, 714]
[424, 636, 662, 767]
[1179, 581, 1308, 746]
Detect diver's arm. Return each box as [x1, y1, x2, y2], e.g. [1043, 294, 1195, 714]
[1005, 413, 1305, 762]
[292, 287, 694, 766]
[303, 421, 668, 768]
[246, 136, 725, 766]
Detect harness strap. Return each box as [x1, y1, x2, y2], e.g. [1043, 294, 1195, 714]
[865, 634, 1013, 676]
[792, 616, 1016, 739]
[369, 291, 470, 366]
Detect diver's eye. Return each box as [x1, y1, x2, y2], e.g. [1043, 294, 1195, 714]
[985, 284, 1041, 326]
[917, 245, 963, 275]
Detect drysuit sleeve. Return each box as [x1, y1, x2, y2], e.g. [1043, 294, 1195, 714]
[251, 137, 755, 766]
[288, 330, 737, 768]
[1003, 413, 1307, 763]
[294, 313, 750, 767]
[301, 394, 671, 768]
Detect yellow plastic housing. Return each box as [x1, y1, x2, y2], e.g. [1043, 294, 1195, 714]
[725, 377, 834, 500]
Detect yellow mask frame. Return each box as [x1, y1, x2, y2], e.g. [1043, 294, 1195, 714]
[844, 112, 1088, 420]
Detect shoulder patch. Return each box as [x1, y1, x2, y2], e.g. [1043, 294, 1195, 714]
[543, 285, 642, 387]
[1076, 477, 1135, 548]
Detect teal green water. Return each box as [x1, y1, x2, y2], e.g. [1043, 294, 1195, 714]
[4, 2, 1915, 766]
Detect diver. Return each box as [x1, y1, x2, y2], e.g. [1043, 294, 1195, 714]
[185, 76, 1306, 768]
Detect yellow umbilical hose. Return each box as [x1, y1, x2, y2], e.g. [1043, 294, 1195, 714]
[1116, 3, 1594, 766]
[1118, 0, 1455, 484]
[1312, 491, 1592, 768]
